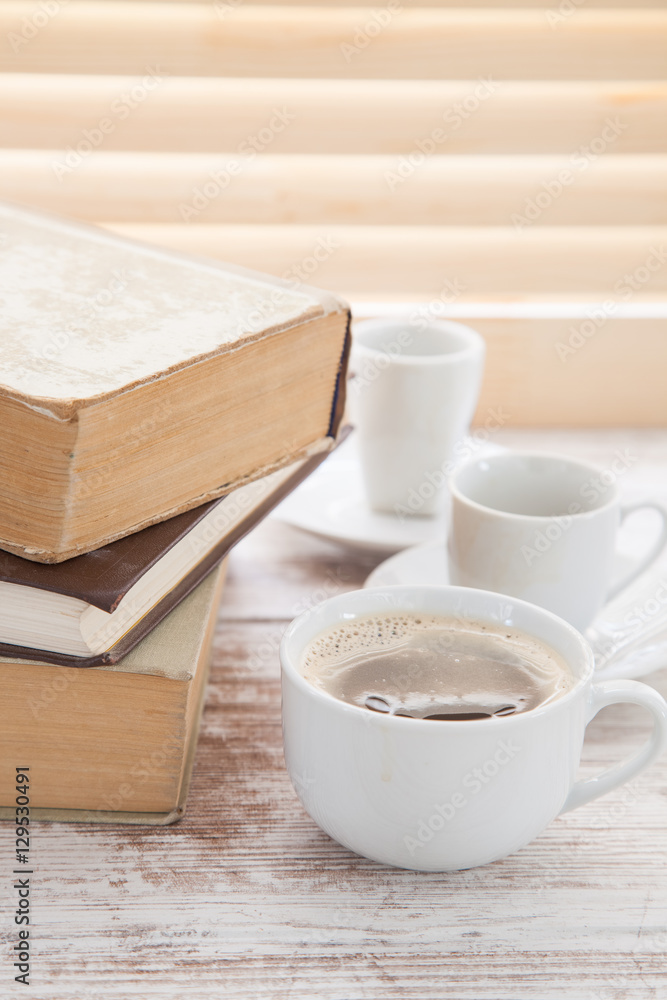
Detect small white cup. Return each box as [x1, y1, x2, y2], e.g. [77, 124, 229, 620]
[349, 319, 485, 517]
[448, 452, 667, 632]
[280, 585, 667, 872]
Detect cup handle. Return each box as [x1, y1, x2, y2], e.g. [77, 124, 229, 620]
[560, 679, 667, 814]
[606, 502, 667, 602]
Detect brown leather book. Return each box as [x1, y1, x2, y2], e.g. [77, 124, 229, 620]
[0, 445, 334, 667]
[0, 201, 350, 563]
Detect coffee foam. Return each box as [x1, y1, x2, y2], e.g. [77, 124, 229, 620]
[300, 612, 573, 720]
[302, 613, 448, 666]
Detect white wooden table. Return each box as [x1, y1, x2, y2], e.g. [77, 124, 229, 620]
[2, 429, 666, 1000]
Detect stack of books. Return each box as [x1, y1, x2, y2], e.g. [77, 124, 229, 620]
[0, 201, 350, 824]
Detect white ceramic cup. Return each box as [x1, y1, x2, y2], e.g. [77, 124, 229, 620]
[280, 585, 667, 872]
[448, 452, 667, 632]
[349, 319, 485, 517]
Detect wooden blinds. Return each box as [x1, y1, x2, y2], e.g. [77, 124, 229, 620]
[0, 1, 666, 424]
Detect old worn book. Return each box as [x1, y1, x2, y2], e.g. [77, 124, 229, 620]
[0, 446, 332, 667]
[0, 201, 350, 563]
[0, 563, 226, 825]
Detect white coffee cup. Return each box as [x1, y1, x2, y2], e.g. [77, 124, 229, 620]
[280, 585, 667, 872]
[349, 319, 485, 517]
[448, 452, 667, 632]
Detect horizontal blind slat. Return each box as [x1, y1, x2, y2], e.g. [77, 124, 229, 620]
[1, 77, 665, 154]
[107, 0, 667, 7]
[101, 222, 667, 298]
[471, 317, 667, 427]
[5, 151, 666, 226]
[2, 5, 667, 79]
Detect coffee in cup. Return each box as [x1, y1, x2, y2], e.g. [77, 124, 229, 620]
[300, 611, 574, 721]
[281, 585, 667, 871]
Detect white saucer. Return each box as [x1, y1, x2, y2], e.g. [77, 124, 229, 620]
[364, 541, 641, 592]
[364, 542, 667, 679]
[272, 433, 502, 556]
[365, 542, 447, 586]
